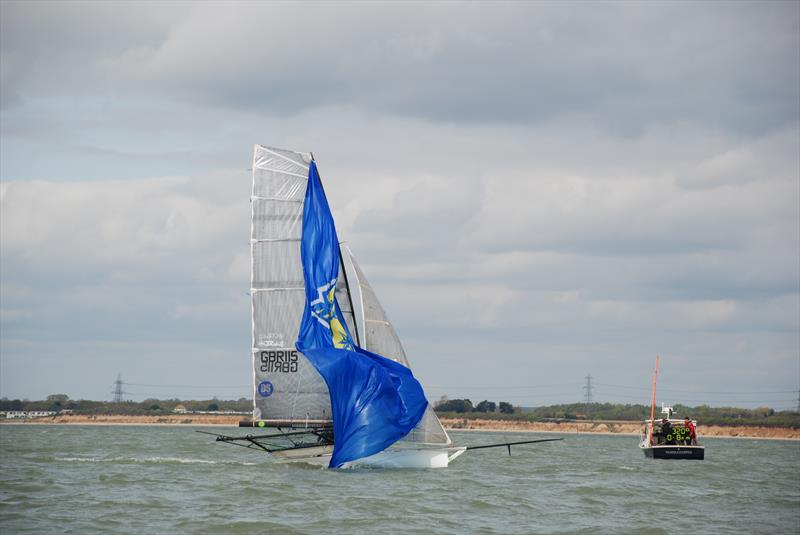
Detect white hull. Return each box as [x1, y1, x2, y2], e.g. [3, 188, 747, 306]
[269, 445, 334, 465]
[269, 445, 467, 469]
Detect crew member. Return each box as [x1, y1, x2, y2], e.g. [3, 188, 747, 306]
[661, 418, 675, 445]
[684, 417, 697, 445]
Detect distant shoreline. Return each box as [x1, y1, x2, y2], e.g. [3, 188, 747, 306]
[437, 417, 800, 441]
[2, 414, 798, 440]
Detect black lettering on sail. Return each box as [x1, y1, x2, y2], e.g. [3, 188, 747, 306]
[260, 350, 299, 373]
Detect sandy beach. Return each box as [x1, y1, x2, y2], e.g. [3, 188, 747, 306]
[3, 414, 798, 440]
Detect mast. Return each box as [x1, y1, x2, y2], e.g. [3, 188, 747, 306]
[649, 355, 659, 446]
[250, 147, 257, 421]
[338, 244, 362, 347]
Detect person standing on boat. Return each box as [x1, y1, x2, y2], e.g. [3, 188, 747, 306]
[661, 418, 675, 445]
[684, 417, 697, 445]
[654, 419, 665, 444]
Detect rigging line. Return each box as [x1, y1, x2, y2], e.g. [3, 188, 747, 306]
[466, 393, 597, 401]
[655, 392, 799, 398]
[124, 382, 250, 389]
[435, 393, 583, 400]
[426, 383, 582, 390]
[592, 391, 797, 403]
[594, 389, 799, 400]
[594, 383, 797, 394]
[126, 391, 250, 397]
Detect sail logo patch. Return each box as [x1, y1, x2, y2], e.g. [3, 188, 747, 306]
[260, 349, 299, 373]
[309, 278, 353, 350]
[257, 381, 274, 397]
[260, 332, 284, 347]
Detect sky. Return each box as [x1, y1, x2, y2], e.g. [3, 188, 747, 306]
[1, 1, 798, 410]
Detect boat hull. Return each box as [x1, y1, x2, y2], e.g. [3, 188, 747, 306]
[270, 446, 467, 468]
[642, 445, 705, 460]
[343, 446, 466, 469]
[269, 445, 334, 465]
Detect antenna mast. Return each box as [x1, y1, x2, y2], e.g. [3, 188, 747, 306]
[649, 356, 659, 446]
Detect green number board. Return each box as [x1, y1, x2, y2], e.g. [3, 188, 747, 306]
[666, 426, 690, 442]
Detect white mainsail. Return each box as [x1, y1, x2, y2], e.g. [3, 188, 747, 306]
[250, 144, 449, 448]
[251, 145, 356, 424]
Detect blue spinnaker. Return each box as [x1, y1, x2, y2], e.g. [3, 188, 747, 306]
[296, 161, 355, 352]
[299, 345, 428, 468]
[296, 160, 427, 468]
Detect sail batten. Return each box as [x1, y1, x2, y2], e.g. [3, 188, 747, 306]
[255, 146, 311, 172]
[251, 288, 305, 292]
[255, 169, 309, 179]
[252, 197, 304, 203]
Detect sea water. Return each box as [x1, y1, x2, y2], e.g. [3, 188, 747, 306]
[0, 425, 798, 534]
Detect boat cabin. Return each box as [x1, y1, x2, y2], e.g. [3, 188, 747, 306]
[639, 405, 705, 460]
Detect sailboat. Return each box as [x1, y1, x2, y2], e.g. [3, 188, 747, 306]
[209, 145, 465, 468]
[202, 145, 561, 468]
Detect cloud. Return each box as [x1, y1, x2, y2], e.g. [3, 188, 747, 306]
[0, 172, 250, 352]
[2, 113, 798, 402]
[2, 2, 798, 133]
[1, 173, 246, 277]
[1, 1, 798, 405]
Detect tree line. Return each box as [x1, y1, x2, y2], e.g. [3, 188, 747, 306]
[433, 400, 800, 428]
[3, 396, 798, 428]
[0, 395, 252, 415]
[433, 398, 515, 414]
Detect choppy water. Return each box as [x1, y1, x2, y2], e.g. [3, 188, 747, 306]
[0, 425, 798, 534]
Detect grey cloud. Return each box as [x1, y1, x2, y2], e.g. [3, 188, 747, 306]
[0, 0, 183, 109]
[2, 2, 797, 133]
[1, 1, 798, 405]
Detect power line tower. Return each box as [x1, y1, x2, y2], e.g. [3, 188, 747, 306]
[583, 374, 593, 404]
[113, 373, 125, 403]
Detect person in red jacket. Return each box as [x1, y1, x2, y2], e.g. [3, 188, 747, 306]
[684, 417, 698, 445]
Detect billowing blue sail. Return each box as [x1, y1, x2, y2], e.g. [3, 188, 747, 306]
[296, 161, 428, 468]
[300, 345, 428, 468]
[296, 161, 355, 352]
